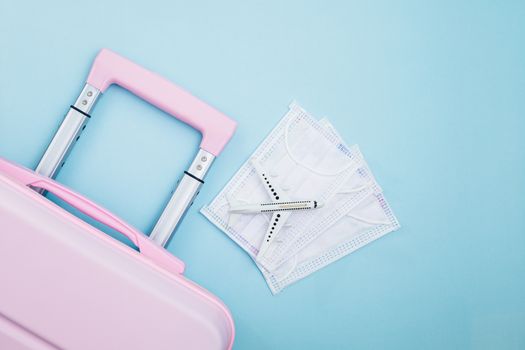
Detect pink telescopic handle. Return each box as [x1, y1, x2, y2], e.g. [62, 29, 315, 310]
[86, 49, 236, 156]
[0, 158, 185, 275]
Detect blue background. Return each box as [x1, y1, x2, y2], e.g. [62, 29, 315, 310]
[1, 1, 524, 349]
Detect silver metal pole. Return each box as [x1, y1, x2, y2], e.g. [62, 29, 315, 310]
[149, 149, 215, 247]
[35, 83, 100, 179]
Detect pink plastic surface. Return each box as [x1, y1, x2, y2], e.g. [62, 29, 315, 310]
[0, 314, 58, 350]
[0, 158, 235, 349]
[0, 158, 185, 276]
[86, 49, 237, 156]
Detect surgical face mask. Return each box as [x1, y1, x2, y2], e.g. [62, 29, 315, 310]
[259, 149, 400, 294]
[201, 103, 362, 261]
[256, 145, 374, 270]
[201, 102, 400, 294]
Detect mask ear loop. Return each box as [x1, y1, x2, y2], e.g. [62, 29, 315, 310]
[346, 212, 392, 226]
[284, 116, 358, 176]
[271, 255, 298, 283]
[335, 178, 392, 225]
[344, 189, 392, 226]
[338, 180, 374, 194]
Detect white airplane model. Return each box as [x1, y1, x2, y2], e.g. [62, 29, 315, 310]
[228, 160, 321, 258]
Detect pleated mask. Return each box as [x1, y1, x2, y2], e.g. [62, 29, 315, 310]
[201, 103, 361, 261]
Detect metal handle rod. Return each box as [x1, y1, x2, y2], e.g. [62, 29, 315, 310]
[35, 84, 100, 179]
[149, 149, 215, 247]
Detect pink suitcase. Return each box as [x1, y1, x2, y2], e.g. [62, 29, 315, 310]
[0, 159, 235, 349]
[0, 49, 237, 349]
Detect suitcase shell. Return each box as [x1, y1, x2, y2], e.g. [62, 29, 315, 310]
[0, 159, 235, 350]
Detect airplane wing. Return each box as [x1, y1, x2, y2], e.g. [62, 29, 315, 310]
[250, 160, 293, 258]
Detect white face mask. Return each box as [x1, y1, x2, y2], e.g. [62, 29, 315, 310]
[258, 148, 400, 294]
[201, 103, 400, 294]
[256, 145, 373, 270]
[201, 103, 361, 261]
